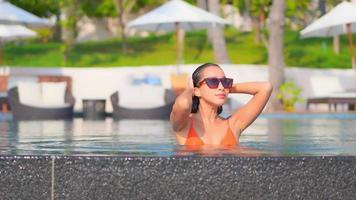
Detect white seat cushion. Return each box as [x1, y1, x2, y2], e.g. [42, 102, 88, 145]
[327, 92, 356, 98]
[18, 82, 42, 106]
[17, 82, 69, 108]
[310, 76, 343, 97]
[30, 102, 72, 109]
[119, 85, 165, 109]
[41, 82, 67, 106]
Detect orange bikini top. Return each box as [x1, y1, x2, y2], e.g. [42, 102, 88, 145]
[184, 119, 238, 146]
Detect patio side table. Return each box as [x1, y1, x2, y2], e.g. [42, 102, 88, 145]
[82, 99, 106, 120]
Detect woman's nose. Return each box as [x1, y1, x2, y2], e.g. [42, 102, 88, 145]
[217, 81, 224, 90]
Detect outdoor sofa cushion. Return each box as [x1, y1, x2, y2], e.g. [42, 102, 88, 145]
[41, 82, 67, 106]
[18, 82, 42, 107]
[18, 81, 69, 108]
[118, 85, 166, 109]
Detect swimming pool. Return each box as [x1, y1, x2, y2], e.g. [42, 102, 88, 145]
[1, 113, 356, 156]
[2, 113, 356, 199]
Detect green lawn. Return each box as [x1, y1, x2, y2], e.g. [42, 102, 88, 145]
[2, 28, 355, 68]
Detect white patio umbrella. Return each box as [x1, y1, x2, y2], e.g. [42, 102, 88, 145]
[300, 1, 356, 69]
[0, 24, 38, 65]
[127, 0, 230, 72]
[0, 24, 37, 41]
[0, 0, 51, 26]
[0, 0, 50, 66]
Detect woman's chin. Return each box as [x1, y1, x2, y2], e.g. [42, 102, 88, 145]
[213, 99, 227, 106]
[204, 97, 227, 107]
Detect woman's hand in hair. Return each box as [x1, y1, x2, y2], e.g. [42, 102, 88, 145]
[229, 81, 272, 134]
[170, 79, 194, 132]
[186, 77, 194, 95]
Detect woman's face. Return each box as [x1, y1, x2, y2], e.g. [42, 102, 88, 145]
[194, 66, 231, 107]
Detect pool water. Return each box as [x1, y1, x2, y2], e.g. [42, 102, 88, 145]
[1, 113, 356, 156]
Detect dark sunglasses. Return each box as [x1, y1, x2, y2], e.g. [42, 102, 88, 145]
[198, 77, 233, 89]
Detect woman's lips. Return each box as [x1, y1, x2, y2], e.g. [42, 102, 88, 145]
[216, 94, 226, 99]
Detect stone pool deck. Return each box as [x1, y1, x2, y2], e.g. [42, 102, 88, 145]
[1, 155, 356, 200]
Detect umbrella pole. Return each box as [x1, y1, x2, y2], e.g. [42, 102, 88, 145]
[175, 22, 184, 74]
[175, 22, 180, 74]
[346, 23, 356, 69]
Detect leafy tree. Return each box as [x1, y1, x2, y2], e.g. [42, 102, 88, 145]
[230, 0, 315, 46]
[286, 0, 310, 29]
[8, 0, 59, 17]
[115, 0, 166, 52]
[80, 0, 117, 17]
[131, 0, 165, 12]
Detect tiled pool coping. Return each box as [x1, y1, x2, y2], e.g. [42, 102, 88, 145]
[1, 155, 356, 200]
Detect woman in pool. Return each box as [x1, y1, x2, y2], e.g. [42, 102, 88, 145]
[170, 63, 272, 147]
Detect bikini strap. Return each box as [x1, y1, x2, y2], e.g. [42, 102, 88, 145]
[226, 119, 231, 129]
[226, 120, 236, 136]
[187, 118, 195, 134]
[190, 117, 194, 128]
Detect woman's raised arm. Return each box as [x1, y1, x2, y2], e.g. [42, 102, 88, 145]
[229, 81, 272, 134]
[170, 80, 194, 132]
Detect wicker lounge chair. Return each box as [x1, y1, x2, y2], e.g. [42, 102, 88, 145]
[8, 86, 75, 120]
[8, 78, 75, 120]
[110, 89, 176, 119]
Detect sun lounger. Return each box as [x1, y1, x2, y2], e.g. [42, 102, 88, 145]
[306, 76, 356, 111]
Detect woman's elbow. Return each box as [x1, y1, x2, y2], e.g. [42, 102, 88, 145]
[175, 97, 191, 111]
[263, 82, 273, 93]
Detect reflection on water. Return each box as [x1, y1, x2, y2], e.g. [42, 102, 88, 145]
[1, 114, 356, 156]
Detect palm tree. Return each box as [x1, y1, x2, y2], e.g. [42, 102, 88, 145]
[198, 0, 231, 64]
[267, 0, 285, 111]
[208, 0, 231, 64]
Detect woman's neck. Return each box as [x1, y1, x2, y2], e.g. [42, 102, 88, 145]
[197, 100, 219, 123]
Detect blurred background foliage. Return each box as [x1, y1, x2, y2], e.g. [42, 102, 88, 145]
[4, 0, 352, 68]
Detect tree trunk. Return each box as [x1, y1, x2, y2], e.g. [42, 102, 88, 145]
[318, 0, 326, 15]
[241, 0, 252, 32]
[61, 2, 78, 43]
[207, 0, 231, 64]
[115, 0, 136, 53]
[118, 0, 127, 53]
[253, 17, 261, 44]
[267, 0, 285, 112]
[197, 0, 208, 10]
[256, 9, 266, 45]
[60, 0, 78, 64]
[53, 12, 62, 42]
[116, 0, 127, 53]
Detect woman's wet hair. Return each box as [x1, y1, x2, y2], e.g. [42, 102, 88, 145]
[191, 63, 223, 114]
